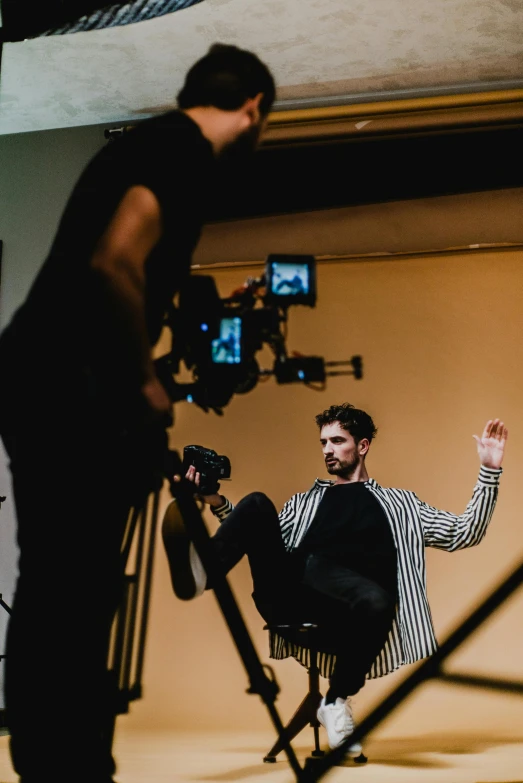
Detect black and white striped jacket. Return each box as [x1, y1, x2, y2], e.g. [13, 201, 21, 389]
[213, 465, 502, 678]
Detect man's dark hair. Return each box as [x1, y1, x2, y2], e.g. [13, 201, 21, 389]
[315, 403, 378, 444]
[177, 43, 276, 117]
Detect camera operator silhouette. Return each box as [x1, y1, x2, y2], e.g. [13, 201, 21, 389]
[0, 44, 275, 783]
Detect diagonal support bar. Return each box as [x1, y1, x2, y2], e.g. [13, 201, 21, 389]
[438, 672, 523, 695]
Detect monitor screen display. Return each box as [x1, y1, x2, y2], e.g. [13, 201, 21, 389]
[269, 261, 310, 297]
[265, 254, 316, 307]
[211, 317, 242, 364]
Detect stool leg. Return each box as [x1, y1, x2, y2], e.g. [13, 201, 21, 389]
[264, 650, 326, 763]
[263, 691, 320, 761]
[308, 655, 325, 758]
[311, 724, 324, 756]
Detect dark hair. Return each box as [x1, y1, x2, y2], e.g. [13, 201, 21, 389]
[315, 403, 378, 444]
[177, 43, 276, 117]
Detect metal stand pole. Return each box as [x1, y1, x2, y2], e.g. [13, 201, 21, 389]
[0, 594, 11, 616]
[0, 594, 11, 730]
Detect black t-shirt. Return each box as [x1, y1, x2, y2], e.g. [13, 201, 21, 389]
[2, 111, 215, 366]
[296, 482, 398, 595]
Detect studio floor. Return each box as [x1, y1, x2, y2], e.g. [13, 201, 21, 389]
[1, 728, 522, 783]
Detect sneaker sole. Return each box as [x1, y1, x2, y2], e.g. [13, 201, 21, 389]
[161, 499, 205, 600]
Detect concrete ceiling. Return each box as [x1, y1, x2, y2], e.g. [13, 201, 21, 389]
[1, 0, 522, 135]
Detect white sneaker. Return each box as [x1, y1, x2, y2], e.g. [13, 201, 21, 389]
[317, 696, 363, 754]
[161, 499, 207, 600]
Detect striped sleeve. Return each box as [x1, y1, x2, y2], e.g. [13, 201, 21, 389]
[419, 466, 502, 551]
[278, 493, 306, 549]
[211, 497, 235, 521]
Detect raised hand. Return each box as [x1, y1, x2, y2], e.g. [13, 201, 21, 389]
[473, 419, 508, 469]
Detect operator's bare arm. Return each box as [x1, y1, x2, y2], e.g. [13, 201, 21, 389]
[90, 185, 171, 415]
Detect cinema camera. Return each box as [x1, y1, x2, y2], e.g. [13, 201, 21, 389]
[155, 254, 362, 414]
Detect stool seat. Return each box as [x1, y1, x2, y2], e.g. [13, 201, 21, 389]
[263, 622, 319, 635]
[263, 622, 321, 647]
[263, 623, 318, 628]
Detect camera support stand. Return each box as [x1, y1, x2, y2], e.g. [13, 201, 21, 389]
[106, 451, 305, 781]
[165, 451, 305, 780]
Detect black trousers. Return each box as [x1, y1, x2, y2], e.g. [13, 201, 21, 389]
[0, 362, 166, 783]
[210, 492, 396, 698]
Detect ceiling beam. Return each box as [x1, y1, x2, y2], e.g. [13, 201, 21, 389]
[264, 89, 523, 145]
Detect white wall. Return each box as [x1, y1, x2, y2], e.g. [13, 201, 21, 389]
[0, 124, 107, 326]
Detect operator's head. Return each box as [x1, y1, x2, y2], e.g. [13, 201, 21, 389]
[315, 403, 378, 477]
[177, 43, 276, 156]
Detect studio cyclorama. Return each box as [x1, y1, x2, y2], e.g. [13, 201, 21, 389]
[0, 4, 522, 783]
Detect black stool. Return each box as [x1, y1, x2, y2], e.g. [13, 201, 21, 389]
[262, 623, 368, 765]
[263, 623, 324, 764]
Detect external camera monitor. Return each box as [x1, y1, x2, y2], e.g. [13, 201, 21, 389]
[211, 317, 242, 364]
[265, 254, 316, 307]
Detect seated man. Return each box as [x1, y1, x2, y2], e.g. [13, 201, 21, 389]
[168, 403, 507, 752]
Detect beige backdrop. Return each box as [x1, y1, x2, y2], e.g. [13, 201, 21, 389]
[121, 248, 523, 740]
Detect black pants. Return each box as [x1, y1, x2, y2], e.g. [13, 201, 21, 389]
[0, 361, 166, 783]
[210, 492, 396, 698]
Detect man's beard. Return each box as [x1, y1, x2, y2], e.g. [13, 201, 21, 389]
[326, 454, 359, 478]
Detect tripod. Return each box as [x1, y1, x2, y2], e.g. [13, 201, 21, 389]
[105, 486, 161, 747]
[107, 449, 306, 780]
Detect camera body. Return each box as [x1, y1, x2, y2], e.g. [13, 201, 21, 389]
[183, 445, 231, 495]
[155, 254, 320, 413]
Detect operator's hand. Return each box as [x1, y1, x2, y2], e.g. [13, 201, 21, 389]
[173, 464, 225, 508]
[141, 376, 173, 422]
[473, 419, 508, 469]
